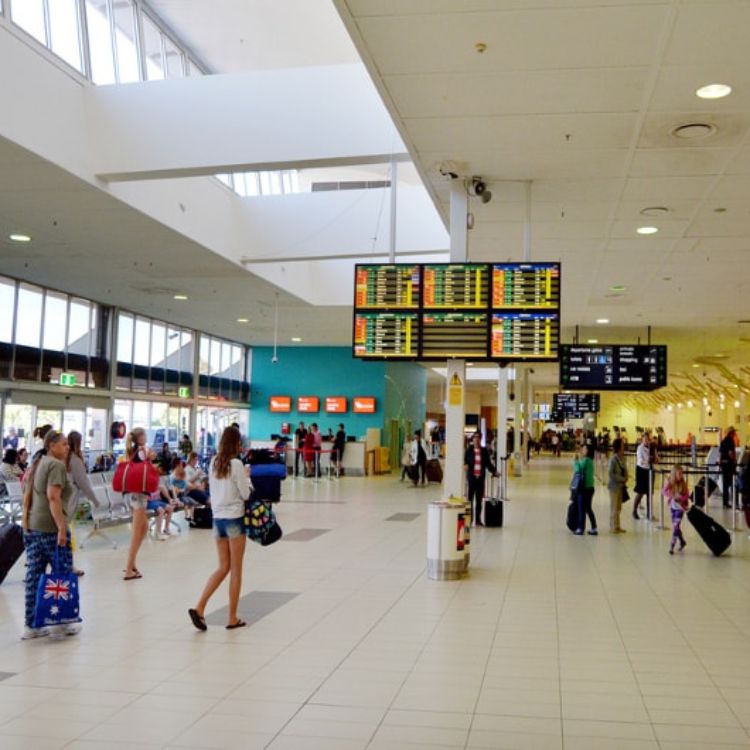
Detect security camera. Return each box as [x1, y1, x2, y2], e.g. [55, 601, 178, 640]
[271, 355, 279, 364]
[468, 176, 493, 204]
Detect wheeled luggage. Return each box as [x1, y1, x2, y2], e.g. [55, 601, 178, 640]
[686, 505, 731, 557]
[691, 477, 718, 508]
[566, 501, 578, 532]
[483, 498, 503, 527]
[190, 505, 213, 529]
[425, 459, 443, 483]
[0, 522, 25, 584]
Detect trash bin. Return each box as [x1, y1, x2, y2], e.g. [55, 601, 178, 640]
[512, 451, 522, 477]
[426, 500, 468, 580]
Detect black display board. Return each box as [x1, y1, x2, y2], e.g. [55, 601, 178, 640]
[553, 393, 600, 416]
[353, 262, 561, 361]
[560, 345, 667, 391]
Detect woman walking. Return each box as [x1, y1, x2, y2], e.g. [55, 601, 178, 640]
[189, 426, 250, 631]
[21, 430, 78, 639]
[123, 428, 150, 581]
[66, 431, 101, 577]
[607, 437, 628, 534]
[663, 465, 689, 554]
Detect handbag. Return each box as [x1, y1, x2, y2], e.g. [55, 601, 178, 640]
[244, 494, 283, 546]
[112, 460, 160, 495]
[32, 547, 81, 628]
[622, 487, 630, 503]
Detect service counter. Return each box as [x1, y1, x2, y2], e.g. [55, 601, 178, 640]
[251, 439, 367, 476]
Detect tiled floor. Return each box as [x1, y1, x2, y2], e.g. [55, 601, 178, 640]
[1, 457, 750, 749]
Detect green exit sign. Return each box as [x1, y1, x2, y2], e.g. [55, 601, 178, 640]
[178, 386, 191, 398]
[60, 372, 76, 387]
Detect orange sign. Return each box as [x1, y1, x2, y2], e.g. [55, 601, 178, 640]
[353, 397, 375, 413]
[297, 396, 319, 413]
[325, 396, 347, 413]
[269, 396, 291, 413]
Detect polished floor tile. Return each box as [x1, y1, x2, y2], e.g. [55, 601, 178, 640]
[1, 457, 749, 748]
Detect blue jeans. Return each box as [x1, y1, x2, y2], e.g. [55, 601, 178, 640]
[576, 487, 597, 531]
[23, 530, 72, 628]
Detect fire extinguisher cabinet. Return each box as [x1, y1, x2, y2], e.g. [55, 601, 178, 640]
[426, 500, 469, 580]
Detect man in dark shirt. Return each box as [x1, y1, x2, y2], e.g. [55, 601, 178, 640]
[294, 422, 307, 477]
[463, 432, 497, 526]
[719, 426, 737, 508]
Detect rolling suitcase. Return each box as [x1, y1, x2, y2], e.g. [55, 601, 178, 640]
[0, 522, 25, 584]
[687, 506, 731, 557]
[691, 477, 718, 508]
[190, 505, 213, 529]
[566, 501, 578, 532]
[482, 476, 503, 527]
[425, 459, 443, 483]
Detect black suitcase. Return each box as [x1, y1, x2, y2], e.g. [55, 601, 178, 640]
[691, 477, 718, 508]
[483, 498, 503, 527]
[0, 523, 25, 584]
[687, 506, 731, 557]
[190, 505, 213, 529]
[425, 459, 443, 483]
[566, 501, 578, 532]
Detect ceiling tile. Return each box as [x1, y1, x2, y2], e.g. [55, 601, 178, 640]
[610, 219, 691, 239]
[637, 111, 750, 149]
[621, 176, 716, 202]
[345, 0, 669, 14]
[629, 148, 734, 177]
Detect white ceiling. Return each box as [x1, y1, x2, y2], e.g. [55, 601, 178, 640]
[331, 0, 750, 383]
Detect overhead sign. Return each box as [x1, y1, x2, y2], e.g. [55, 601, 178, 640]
[325, 396, 347, 413]
[178, 386, 191, 398]
[353, 397, 375, 413]
[553, 393, 600, 416]
[269, 396, 291, 413]
[297, 396, 319, 413]
[560, 345, 667, 391]
[59, 372, 76, 387]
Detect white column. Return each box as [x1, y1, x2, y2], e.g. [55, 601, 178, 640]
[498, 368, 509, 462]
[445, 360, 466, 498]
[443, 180, 468, 497]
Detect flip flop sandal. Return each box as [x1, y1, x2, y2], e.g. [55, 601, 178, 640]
[74, 569, 85, 577]
[225, 619, 247, 630]
[123, 572, 142, 580]
[188, 608, 207, 631]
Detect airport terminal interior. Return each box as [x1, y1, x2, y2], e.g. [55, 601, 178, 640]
[2, 0, 750, 748]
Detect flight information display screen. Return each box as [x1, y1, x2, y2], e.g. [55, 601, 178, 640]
[352, 262, 561, 361]
[560, 345, 667, 391]
[354, 264, 419, 309]
[490, 312, 559, 360]
[553, 393, 601, 416]
[353, 312, 418, 358]
[492, 263, 560, 309]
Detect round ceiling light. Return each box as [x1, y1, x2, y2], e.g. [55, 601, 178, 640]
[696, 83, 732, 100]
[291, 337, 302, 342]
[587, 338, 598, 344]
[237, 317, 249, 323]
[8, 233, 31, 242]
[637, 226, 659, 235]
[596, 318, 609, 325]
[640, 206, 669, 217]
[610, 285, 626, 292]
[173, 294, 188, 300]
[671, 122, 716, 140]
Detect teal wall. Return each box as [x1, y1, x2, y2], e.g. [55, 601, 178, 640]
[249, 347, 386, 440]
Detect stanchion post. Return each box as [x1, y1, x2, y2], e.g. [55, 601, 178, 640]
[657, 469, 667, 530]
[647, 466, 653, 521]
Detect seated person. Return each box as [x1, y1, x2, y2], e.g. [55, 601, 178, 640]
[1, 448, 23, 481]
[169, 463, 198, 522]
[148, 465, 180, 539]
[184, 453, 210, 505]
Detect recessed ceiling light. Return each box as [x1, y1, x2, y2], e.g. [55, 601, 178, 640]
[236, 317, 249, 323]
[696, 83, 732, 100]
[173, 294, 188, 300]
[692, 363, 700, 368]
[291, 336, 302, 342]
[610, 285, 626, 292]
[639, 206, 669, 217]
[8, 233, 31, 242]
[637, 226, 659, 235]
[671, 122, 716, 140]
[587, 339, 598, 344]
[596, 318, 609, 325]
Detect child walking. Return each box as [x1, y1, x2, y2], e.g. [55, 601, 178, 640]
[663, 464, 689, 554]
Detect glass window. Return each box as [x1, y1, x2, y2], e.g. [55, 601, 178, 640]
[150, 322, 165, 366]
[216, 173, 233, 189]
[117, 312, 133, 362]
[231, 345, 243, 380]
[86, 0, 116, 85]
[259, 171, 271, 195]
[221, 342, 231, 376]
[142, 13, 164, 80]
[11, 0, 47, 45]
[164, 36, 182, 78]
[210, 339, 221, 376]
[133, 317, 150, 366]
[166, 326, 180, 366]
[48, 0, 83, 71]
[180, 330, 193, 373]
[42, 291, 67, 350]
[186, 58, 202, 77]
[0, 276, 15, 343]
[113, 0, 139, 83]
[15, 283, 43, 347]
[68, 298, 91, 355]
[199, 336, 209, 375]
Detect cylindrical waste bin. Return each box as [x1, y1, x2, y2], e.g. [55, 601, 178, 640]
[427, 500, 468, 580]
[512, 451, 522, 477]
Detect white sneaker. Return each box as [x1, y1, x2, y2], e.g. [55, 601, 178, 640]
[50, 623, 81, 638]
[157, 533, 168, 541]
[22, 626, 49, 640]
